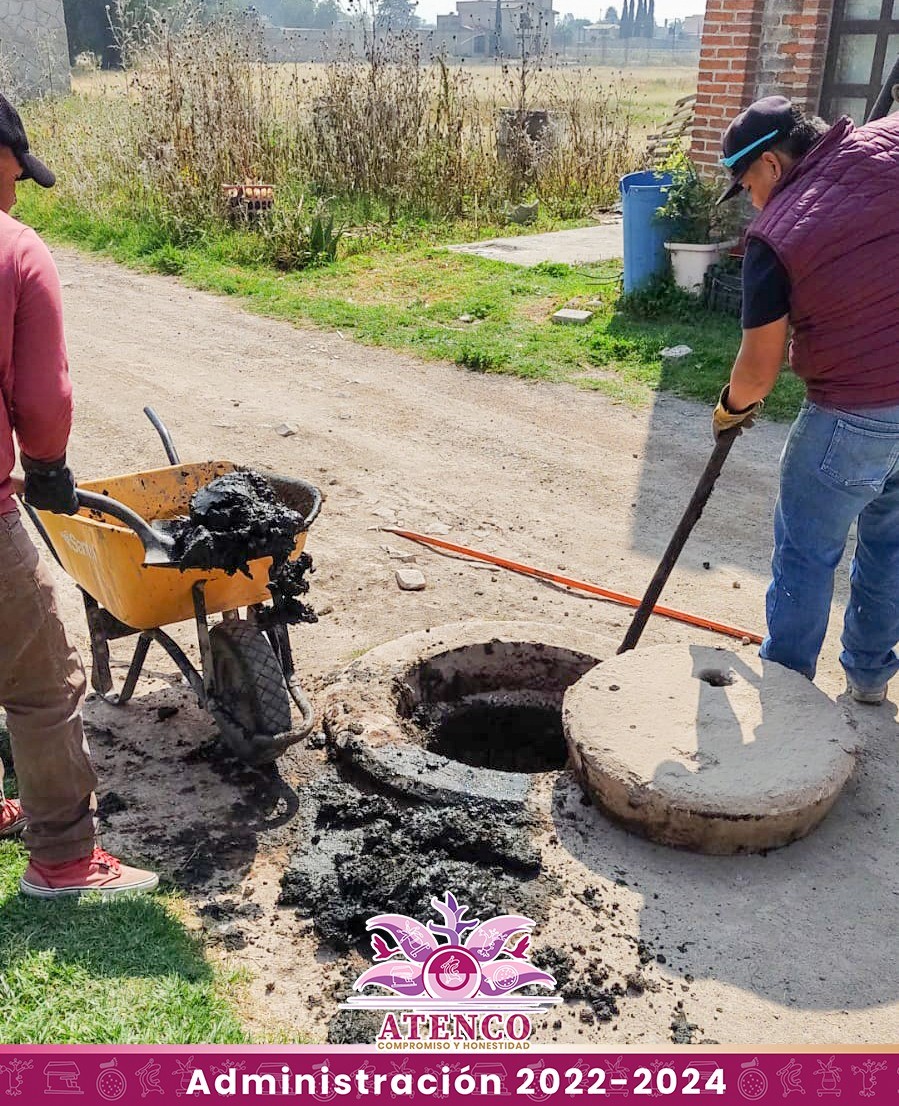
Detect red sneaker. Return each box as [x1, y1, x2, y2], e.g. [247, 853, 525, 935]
[0, 798, 26, 839]
[19, 847, 159, 899]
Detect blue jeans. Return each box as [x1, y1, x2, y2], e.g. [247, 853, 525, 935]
[760, 400, 899, 691]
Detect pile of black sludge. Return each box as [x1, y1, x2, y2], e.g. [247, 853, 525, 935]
[168, 470, 316, 625]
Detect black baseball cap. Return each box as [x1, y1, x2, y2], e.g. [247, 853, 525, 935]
[0, 93, 55, 188]
[716, 95, 795, 204]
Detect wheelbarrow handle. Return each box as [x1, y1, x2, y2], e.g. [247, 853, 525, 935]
[143, 406, 181, 466]
[11, 476, 177, 567]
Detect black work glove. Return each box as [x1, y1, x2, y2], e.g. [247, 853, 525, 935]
[21, 454, 80, 515]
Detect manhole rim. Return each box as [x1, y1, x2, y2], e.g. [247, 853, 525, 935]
[321, 620, 615, 807]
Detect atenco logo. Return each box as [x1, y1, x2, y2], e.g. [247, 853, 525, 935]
[339, 892, 560, 1046]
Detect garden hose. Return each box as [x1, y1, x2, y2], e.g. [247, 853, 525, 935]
[382, 527, 763, 647]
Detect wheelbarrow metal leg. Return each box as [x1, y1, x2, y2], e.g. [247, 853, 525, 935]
[82, 591, 114, 696]
[192, 581, 216, 700]
[117, 633, 152, 705]
[82, 591, 142, 698]
[148, 629, 206, 705]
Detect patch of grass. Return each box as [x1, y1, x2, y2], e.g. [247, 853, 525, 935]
[456, 341, 511, 372]
[611, 277, 805, 420]
[18, 188, 804, 422]
[0, 727, 246, 1046]
[0, 843, 247, 1043]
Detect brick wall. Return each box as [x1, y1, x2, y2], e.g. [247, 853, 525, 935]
[755, 0, 833, 112]
[691, 0, 834, 171]
[690, 0, 767, 170]
[0, 0, 71, 99]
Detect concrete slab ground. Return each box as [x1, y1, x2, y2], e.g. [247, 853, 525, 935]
[447, 219, 623, 267]
[563, 644, 859, 854]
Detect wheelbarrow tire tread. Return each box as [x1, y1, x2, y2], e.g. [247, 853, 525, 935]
[209, 621, 293, 759]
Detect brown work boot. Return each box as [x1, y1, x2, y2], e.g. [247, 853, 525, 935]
[0, 798, 26, 839]
[19, 847, 159, 899]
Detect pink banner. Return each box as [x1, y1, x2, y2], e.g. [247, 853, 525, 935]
[0, 1046, 894, 1103]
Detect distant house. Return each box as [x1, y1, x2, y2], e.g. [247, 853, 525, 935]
[436, 0, 556, 55]
[679, 13, 703, 38]
[582, 21, 618, 43]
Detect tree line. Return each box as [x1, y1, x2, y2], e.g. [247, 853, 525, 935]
[62, 0, 345, 66]
[618, 0, 655, 38]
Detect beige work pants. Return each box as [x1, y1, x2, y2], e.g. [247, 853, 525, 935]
[0, 511, 98, 863]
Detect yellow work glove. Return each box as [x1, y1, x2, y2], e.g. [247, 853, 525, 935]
[712, 385, 763, 440]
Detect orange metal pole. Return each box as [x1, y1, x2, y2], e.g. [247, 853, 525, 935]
[383, 527, 763, 646]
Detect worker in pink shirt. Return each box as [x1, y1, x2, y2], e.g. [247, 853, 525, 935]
[0, 94, 157, 897]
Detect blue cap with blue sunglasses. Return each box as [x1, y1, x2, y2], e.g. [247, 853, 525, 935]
[716, 95, 796, 204]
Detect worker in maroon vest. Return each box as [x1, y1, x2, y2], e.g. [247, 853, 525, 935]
[712, 95, 899, 702]
[0, 94, 158, 896]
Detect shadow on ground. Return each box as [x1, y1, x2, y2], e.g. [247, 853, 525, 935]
[551, 696, 899, 1013]
[0, 869, 209, 981]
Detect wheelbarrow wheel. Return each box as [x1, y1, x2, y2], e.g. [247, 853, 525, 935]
[208, 620, 293, 765]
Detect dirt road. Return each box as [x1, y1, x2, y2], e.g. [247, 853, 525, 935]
[40, 246, 899, 1046]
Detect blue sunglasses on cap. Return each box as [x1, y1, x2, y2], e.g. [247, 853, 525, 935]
[719, 128, 780, 170]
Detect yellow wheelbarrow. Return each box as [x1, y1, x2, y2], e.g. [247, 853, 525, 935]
[18, 408, 322, 766]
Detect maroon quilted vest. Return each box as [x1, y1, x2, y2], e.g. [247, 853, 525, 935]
[748, 112, 899, 408]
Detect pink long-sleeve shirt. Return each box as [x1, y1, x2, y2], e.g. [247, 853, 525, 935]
[0, 210, 72, 516]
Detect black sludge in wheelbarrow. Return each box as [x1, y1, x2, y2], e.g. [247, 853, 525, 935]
[170, 470, 301, 574]
[166, 470, 317, 624]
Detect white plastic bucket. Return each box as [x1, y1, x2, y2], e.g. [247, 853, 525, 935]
[665, 240, 737, 293]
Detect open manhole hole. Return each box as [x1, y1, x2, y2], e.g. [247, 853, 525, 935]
[322, 622, 613, 805]
[397, 641, 599, 773]
[696, 667, 735, 687]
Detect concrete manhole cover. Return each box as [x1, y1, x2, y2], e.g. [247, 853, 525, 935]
[322, 620, 614, 807]
[563, 644, 859, 854]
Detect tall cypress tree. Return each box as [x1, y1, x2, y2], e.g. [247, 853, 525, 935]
[647, 0, 655, 37]
[619, 0, 631, 38]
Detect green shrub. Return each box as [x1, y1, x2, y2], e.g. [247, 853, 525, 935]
[456, 343, 509, 372]
[655, 150, 743, 244]
[617, 273, 704, 323]
[532, 261, 572, 278]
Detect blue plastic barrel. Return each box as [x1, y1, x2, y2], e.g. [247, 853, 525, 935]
[619, 171, 673, 293]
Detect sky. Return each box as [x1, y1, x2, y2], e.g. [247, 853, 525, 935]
[416, 0, 704, 25]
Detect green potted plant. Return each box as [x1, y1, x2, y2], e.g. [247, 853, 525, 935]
[656, 152, 742, 292]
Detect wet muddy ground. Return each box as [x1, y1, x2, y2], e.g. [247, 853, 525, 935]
[279, 772, 545, 954]
[278, 766, 555, 1043]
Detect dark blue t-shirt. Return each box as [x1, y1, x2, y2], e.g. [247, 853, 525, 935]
[741, 238, 791, 329]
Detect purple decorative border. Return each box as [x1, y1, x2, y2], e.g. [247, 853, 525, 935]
[0, 1046, 895, 1103]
